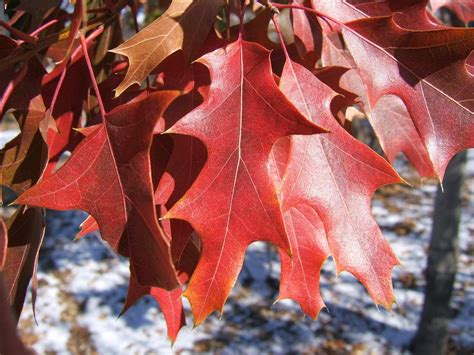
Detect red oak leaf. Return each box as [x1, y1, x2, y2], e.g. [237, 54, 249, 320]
[16, 92, 180, 290]
[279, 205, 330, 319]
[158, 63, 209, 262]
[1, 109, 48, 199]
[121, 238, 200, 344]
[121, 229, 200, 341]
[122, 275, 186, 342]
[370, 95, 437, 178]
[321, 32, 436, 178]
[152, 133, 204, 265]
[312, 3, 442, 179]
[164, 39, 325, 325]
[343, 16, 474, 179]
[41, 42, 94, 176]
[2, 207, 45, 319]
[268, 100, 329, 320]
[312, 0, 439, 32]
[279, 59, 401, 310]
[110, 0, 225, 96]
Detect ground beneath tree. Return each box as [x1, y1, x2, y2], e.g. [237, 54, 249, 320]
[14, 151, 474, 354]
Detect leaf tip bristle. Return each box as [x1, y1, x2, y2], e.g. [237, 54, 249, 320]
[113, 88, 122, 99]
[161, 125, 177, 136]
[379, 297, 397, 313]
[167, 335, 177, 347]
[161, 210, 172, 220]
[9, 196, 23, 207]
[321, 304, 330, 315]
[398, 174, 411, 187]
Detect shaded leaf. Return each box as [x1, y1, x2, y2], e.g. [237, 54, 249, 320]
[3, 207, 45, 320]
[41, 48, 92, 176]
[291, 0, 322, 68]
[0, 110, 48, 201]
[122, 274, 186, 342]
[111, 0, 225, 96]
[17, 92, 180, 290]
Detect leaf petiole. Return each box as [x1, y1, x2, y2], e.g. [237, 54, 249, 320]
[79, 29, 107, 120]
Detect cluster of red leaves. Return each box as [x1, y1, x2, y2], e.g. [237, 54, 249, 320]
[0, 0, 472, 342]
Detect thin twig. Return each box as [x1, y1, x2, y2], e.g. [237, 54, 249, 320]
[237, 0, 246, 39]
[0, 0, 130, 72]
[0, 63, 28, 114]
[79, 31, 107, 119]
[46, 27, 104, 133]
[0, 20, 37, 44]
[271, 15, 290, 60]
[270, 2, 341, 27]
[30, 19, 59, 36]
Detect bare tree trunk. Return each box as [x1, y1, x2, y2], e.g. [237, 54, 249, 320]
[411, 150, 467, 355]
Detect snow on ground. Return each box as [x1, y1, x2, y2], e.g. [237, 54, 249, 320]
[0, 129, 19, 149]
[16, 151, 474, 354]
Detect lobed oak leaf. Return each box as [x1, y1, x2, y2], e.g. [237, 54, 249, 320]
[0, 110, 49, 201]
[321, 32, 436, 178]
[279, 59, 401, 310]
[121, 232, 200, 341]
[16, 92, 181, 290]
[160, 134, 206, 262]
[41, 47, 93, 176]
[370, 95, 437, 178]
[343, 16, 474, 180]
[121, 236, 200, 342]
[158, 63, 209, 262]
[2, 207, 45, 320]
[269, 109, 329, 320]
[122, 275, 186, 342]
[312, 0, 439, 32]
[163, 38, 326, 325]
[121, 227, 200, 342]
[110, 0, 225, 96]
[278, 205, 329, 319]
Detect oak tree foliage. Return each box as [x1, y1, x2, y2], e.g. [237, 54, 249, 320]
[0, 0, 472, 341]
